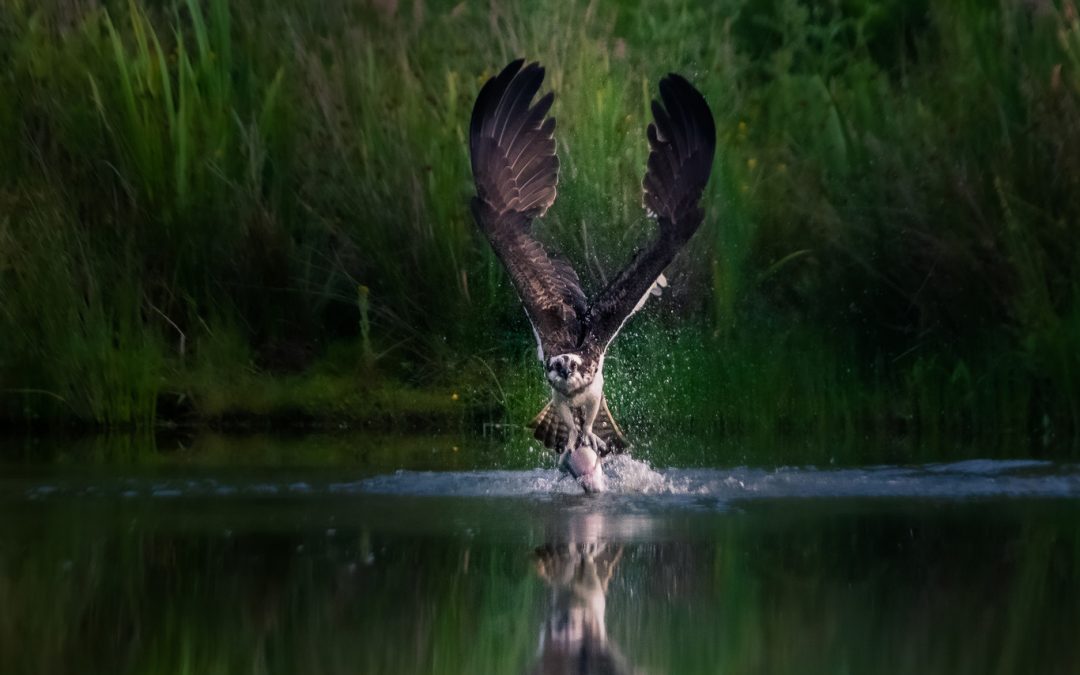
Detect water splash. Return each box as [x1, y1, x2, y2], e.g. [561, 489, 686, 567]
[355, 458, 1080, 501]
[6, 459, 1080, 504]
[601, 454, 671, 493]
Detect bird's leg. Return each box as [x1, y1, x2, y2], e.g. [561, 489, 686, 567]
[557, 401, 579, 463]
[579, 394, 606, 453]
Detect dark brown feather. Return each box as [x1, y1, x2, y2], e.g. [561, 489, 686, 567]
[585, 73, 716, 352]
[469, 60, 586, 358]
[529, 401, 569, 452]
[528, 398, 628, 456]
[594, 397, 629, 455]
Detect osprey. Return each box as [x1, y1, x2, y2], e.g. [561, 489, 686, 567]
[469, 59, 715, 492]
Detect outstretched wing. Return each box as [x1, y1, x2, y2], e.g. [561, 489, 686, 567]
[584, 73, 716, 352]
[470, 59, 586, 359]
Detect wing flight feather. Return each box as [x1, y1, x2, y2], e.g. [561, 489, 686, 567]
[469, 60, 586, 358]
[585, 73, 716, 351]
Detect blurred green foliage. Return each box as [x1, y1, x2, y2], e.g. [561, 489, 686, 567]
[2, 0, 1080, 451]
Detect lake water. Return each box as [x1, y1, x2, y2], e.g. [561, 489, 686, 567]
[2, 436, 1079, 674]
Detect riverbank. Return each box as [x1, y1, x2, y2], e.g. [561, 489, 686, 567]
[4, 318, 1072, 465]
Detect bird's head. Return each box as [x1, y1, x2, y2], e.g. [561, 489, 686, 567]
[546, 353, 591, 395]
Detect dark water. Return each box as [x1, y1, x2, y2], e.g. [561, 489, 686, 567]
[2, 445, 1080, 674]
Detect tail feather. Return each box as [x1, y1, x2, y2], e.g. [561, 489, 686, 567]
[594, 398, 629, 455]
[527, 398, 629, 456]
[528, 401, 569, 452]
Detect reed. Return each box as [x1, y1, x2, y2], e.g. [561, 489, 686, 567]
[1, 0, 1080, 451]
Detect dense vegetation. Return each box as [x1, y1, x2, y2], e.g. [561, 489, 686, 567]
[2, 0, 1080, 455]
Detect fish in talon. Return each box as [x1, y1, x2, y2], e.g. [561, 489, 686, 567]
[560, 445, 607, 493]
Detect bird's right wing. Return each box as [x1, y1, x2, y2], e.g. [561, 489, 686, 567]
[584, 74, 716, 352]
[470, 59, 586, 359]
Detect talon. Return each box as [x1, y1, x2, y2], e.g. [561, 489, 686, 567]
[581, 430, 606, 452]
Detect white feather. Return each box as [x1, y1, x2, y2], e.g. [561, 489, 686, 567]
[526, 312, 544, 362]
[626, 271, 665, 321]
[632, 273, 667, 313]
[603, 273, 669, 351]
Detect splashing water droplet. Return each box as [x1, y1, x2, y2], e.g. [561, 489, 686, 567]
[601, 454, 671, 493]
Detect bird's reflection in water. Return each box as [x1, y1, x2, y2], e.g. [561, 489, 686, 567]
[529, 513, 634, 675]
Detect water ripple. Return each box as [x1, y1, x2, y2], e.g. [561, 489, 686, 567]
[6, 458, 1080, 504]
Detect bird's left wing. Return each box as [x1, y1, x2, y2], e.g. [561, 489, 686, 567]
[470, 59, 586, 358]
[584, 73, 716, 352]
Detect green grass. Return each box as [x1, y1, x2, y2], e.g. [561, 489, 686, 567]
[2, 0, 1080, 456]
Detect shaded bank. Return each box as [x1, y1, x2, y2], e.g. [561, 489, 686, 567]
[3, 0, 1080, 449]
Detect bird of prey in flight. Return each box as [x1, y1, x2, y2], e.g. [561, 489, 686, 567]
[469, 59, 716, 492]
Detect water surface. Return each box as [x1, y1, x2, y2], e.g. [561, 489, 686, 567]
[1, 439, 1078, 674]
